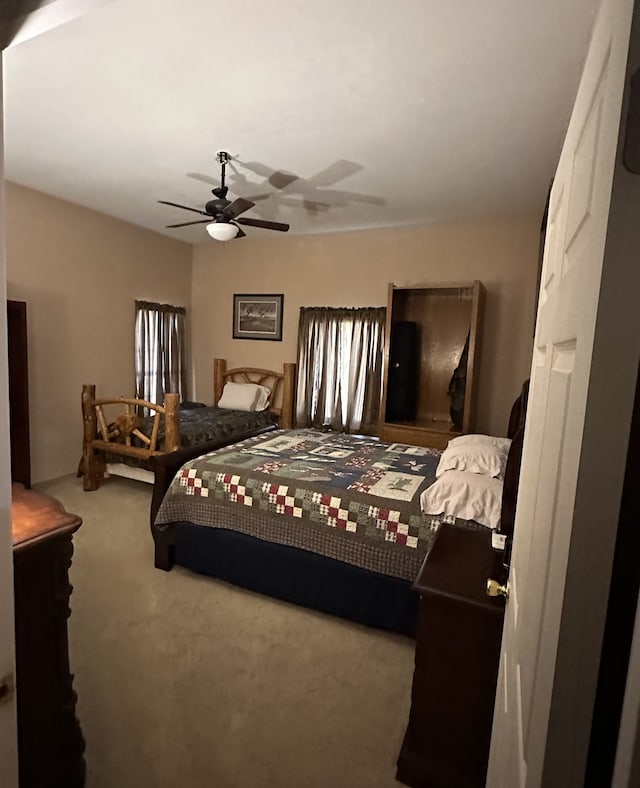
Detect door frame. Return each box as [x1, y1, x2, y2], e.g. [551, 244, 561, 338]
[593, 363, 640, 786]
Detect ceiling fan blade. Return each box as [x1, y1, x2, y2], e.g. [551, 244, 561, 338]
[236, 217, 290, 232]
[235, 226, 247, 239]
[166, 219, 211, 228]
[158, 200, 209, 217]
[224, 197, 255, 219]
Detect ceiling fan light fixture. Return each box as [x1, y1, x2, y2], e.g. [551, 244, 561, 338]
[206, 222, 239, 241]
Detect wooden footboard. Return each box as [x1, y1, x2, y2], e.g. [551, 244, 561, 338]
[80, 384, 180, 491]
[149, 424, 278, 570]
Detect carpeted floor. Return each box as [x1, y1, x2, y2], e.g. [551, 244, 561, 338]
[37, 475, 415, 788]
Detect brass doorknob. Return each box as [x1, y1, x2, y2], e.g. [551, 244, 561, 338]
[486, 579, 509, 599]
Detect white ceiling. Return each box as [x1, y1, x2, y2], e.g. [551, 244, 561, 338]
[3, 0, 601, 242]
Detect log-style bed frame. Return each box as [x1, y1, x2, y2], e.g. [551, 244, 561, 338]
[80, 358, 296, 491]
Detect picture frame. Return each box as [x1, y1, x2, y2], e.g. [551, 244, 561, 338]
[233, 293, 284, 341]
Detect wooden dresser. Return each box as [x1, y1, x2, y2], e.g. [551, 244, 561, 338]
[397, 523, 506, 788]
[12, 483, 86, 788]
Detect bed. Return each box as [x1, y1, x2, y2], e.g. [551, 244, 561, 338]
[149, 384, 528, 636]
[79, 358, 296, 491]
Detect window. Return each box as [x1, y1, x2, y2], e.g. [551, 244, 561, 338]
[295, 306, 386, 434]
[134, 300, 186, 409]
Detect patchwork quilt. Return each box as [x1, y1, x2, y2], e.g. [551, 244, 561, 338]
[155, 429, 478, 582]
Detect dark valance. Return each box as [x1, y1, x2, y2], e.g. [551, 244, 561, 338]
[135, 300, 186, 315]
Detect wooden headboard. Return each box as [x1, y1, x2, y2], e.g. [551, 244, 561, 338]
[507, 379, 530, 440]
[213, 358, 296, 429]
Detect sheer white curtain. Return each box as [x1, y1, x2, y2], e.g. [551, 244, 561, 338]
[134, 300, 186, 409]
[295, 307, 386, 434]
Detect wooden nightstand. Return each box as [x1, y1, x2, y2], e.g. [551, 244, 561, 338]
[397, 523, 506, 788]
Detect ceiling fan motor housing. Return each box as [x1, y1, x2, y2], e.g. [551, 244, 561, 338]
[205, 198, 230, 217]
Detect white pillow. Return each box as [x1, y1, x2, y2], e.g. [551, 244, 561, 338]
[420, 470, 503, 529]
[253, 384, 271, 412]
[217, 382, 261, 411]
[447, 434, 512, 452]
[436, 441, 509, 480]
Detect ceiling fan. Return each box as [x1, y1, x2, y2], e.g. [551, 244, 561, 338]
[159, 151, 290, 241]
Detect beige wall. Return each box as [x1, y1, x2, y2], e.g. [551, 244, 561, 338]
[5, 190, 539, 483]
[6, 182, 192, 483]
[191, 216, 540, 436]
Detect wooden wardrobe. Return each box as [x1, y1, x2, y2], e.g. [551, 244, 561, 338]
[379, 282, 484, 449]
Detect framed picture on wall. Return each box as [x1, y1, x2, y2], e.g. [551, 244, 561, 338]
[233, 294, 284, 341]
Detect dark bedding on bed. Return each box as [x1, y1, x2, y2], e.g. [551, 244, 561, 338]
[106, 406, 278, 468]
[171, 405, 278, 448]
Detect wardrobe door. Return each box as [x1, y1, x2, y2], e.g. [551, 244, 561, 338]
[7, 300, 31, 488]
[385, 321, 418, 422]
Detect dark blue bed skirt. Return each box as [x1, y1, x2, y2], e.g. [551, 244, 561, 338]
[168, 522, 419, 636]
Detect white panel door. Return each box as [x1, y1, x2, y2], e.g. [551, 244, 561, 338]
[487, 0, 640, 786]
